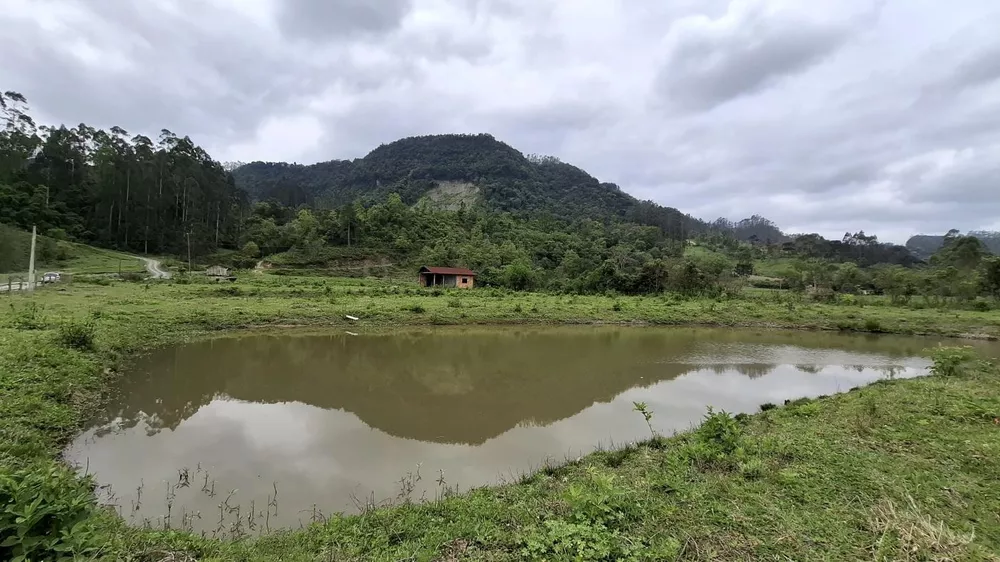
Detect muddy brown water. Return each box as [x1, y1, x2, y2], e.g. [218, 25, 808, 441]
[64, 327, 1000, 534]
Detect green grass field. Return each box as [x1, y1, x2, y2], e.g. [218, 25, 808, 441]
[2, 272, 1000, 560]
[0, 231, 145, 283]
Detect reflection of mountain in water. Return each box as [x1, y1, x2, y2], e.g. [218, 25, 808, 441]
[91, 327, 931, 445]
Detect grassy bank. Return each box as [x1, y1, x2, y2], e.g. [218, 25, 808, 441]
[2, 273, 1000, 560]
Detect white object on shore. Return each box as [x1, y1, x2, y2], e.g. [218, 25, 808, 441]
[345, 315, 359, 321]
[345, 331, 359, 336]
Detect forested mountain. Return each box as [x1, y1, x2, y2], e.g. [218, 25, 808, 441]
[906, 230, 1000, 260]
[0, 90, 248, 256]
[231, 134, 705, 239]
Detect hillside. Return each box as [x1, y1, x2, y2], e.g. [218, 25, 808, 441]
[232, 134, 705, 239]
[906, 231, 1000, 260]
[0, 223, 143, 279]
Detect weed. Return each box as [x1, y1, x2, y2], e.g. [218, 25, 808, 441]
[864, 318, 883, 333]
[57, 320, 96, 351]
[612, 301, 623, 312]
[684, 407, 744, 469]
[738, 457, 766, 480]
[119, 271, 145, 282]
[632, 402, 656, 437]
[513, 303, 523, 313]
[447, 298, 461, 308]
[0, 464, 100, 561]
[404, 304, 426, 314]
[928, 346, 976, 377]
[215, 286, 243, 297]
[9, 302, 47, 330]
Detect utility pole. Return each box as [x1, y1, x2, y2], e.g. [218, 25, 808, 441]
[187, 231, 192, 272]
[27, 226, 37, 292]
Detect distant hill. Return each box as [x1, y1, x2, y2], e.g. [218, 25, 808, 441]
[232, 133, 706, 239]
[906, 231, 1000, 260]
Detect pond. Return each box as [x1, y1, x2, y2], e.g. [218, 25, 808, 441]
[64, 327, 998, 535]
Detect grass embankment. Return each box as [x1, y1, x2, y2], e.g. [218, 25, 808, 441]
[0, 225, 145, 283]
[1, 274, 1000, 560]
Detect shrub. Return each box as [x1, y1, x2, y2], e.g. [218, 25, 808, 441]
[0, 465, 100, 561]
[612, 301, 623, 312]
[970, 299, 991, 312]
[863, 318, 882, 333]
[119, 271, 144, 282]
[447, 298, 461, 308]
[759, 402, 777, 412]
[738, 457, 765, 480]
[9, 302, 47, 330]
[214, 285, 242, 297]
[684, 407, 744, 468]
[404, 304, 426, 314]
[928, 346, 977, 378]
[57, 320, 96, 351]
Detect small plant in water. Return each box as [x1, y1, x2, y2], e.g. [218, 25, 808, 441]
[632, 401, 656, 438]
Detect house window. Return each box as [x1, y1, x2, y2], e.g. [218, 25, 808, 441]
[462, 277, 468, 283]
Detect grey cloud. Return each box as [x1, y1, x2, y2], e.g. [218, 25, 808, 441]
[950, 46, 1000, 90]
[276, 0, 412, 42]
[655, 5, 866, 111]
[5, 0, 1000, 242]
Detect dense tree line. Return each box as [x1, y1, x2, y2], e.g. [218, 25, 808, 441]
[906, 230, 1000, 260]
[234, 194, 725, 295]
[0, 90, 248, 256]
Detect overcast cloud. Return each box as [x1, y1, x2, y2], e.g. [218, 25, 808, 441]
[2, 0, 999, 242]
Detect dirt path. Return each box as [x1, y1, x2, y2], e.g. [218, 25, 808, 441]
[141, 257, 171, 279]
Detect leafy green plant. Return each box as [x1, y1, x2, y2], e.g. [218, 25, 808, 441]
[0, 465, 100, 561]
[57, 320, 96, 351]
[684, 407, 744, 468]
[863, 318, 883, 332]
[9, 302, 47, 330]
[447, 298, 461, 308]
[404, 303, 426, 314]
[632, 401, 656, 438]
[928, 346, 977, 377]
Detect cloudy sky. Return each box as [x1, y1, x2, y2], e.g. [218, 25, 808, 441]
[2, 0, 999, 242]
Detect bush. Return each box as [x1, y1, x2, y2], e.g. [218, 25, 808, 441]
[9, 302, 46, 330]
[57, 320, 96, 351]
[404, 303, 426, 314]
[863, 318, 882, 333]
[759, 402, 777, 412]
[928, 346, 977, 377]
[447, 298, 461, 308]
[119, 271, 144, 282]
[214, 285, 242, 297]
[684, 407, 744, 468]
[0, 465, 100, 561]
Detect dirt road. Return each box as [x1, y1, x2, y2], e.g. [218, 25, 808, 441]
[142, 257, 171, 279]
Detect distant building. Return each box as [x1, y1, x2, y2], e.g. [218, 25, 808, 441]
[206, 265, 230, 277]
[418, 266, 476, 289]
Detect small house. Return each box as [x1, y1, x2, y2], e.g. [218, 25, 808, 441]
[418, 266, 476, 289]
[206, 265, 230, 277]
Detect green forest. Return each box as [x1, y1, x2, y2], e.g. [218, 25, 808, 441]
[2, 89, 999, 301]
[0, 91, 247, 258]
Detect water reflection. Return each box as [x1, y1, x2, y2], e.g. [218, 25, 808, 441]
[65, 326, 989, 532]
